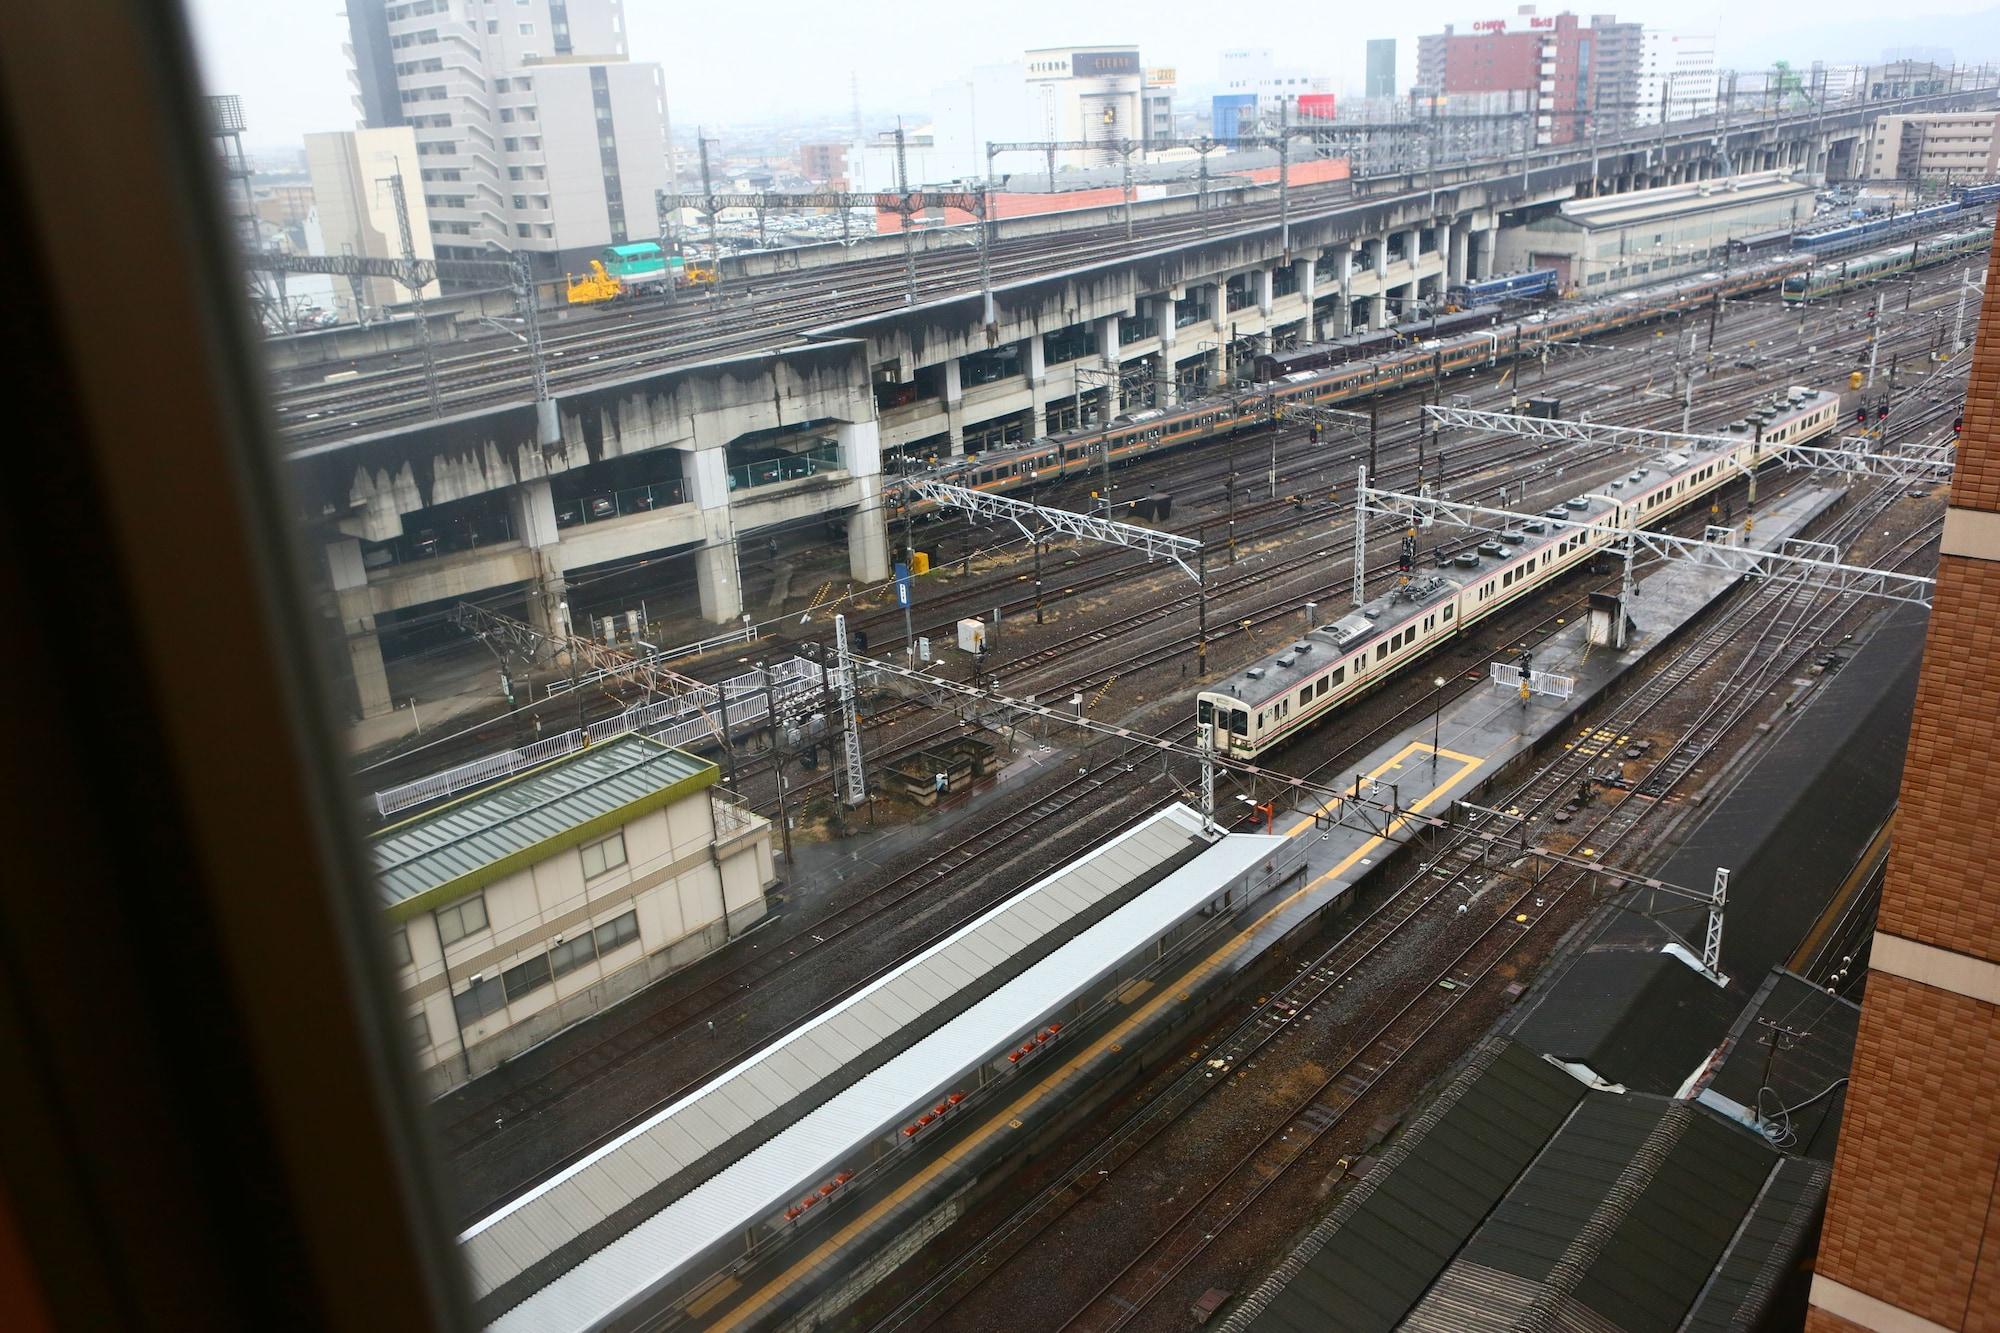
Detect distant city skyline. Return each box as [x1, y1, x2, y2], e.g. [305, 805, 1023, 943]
[185, 0, 1999, 150]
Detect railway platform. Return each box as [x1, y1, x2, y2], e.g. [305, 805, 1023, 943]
[464, 804, 1297, 1329]
[1223, 484, 1847, 965]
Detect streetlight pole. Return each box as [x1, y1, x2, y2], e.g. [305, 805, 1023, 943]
[1430, 675, 1448, 773]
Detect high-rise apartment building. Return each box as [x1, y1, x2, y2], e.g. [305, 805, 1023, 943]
[1806, 230, 2000, 1333]
[343, 0, 671, 272]
[1635, 30, 1717, 124]
[1862, 110, 2000, 181]
[1366, 39, 1398, 99]
[1416, 6, 1642, 144]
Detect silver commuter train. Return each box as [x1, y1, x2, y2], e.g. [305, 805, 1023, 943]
[1196, 385, 1844, 759]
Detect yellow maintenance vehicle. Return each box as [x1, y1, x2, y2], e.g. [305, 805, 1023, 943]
[565, 259, 624, 306]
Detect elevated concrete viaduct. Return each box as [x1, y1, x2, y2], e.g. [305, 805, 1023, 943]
[287, 89, 1992, 720]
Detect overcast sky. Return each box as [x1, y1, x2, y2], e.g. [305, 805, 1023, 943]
[183, 0, 2000, 150]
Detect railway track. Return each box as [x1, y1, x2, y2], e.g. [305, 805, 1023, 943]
[866, 437, 1948, 1330]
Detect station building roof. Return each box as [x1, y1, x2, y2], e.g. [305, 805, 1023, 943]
[1552, 171, 1812, 231]
[370, 734, 715, 918]
[469, 803, 1289, 1329]
[1513, 949, 1739, 1095]
[1228, 1038, 1830, 1333]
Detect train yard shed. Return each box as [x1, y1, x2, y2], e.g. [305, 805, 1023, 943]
[1496, 170, 1814, 293]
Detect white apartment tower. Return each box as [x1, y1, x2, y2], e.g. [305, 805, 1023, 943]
[1635, 31, 1718, 125]
[344, 0, 670, 272]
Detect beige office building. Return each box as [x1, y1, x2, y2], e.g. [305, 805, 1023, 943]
[304, 126, 440, 323]
[376, 735, 775, 1095]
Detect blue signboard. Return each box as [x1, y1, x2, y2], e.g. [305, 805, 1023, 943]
[895, 562, 911, 607]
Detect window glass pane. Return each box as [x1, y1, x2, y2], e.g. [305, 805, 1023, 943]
[594, 909, 639, 956]
[388, 927, 411, 968]
[550, 933, 598, 978]
[502, 954, 552, 1001]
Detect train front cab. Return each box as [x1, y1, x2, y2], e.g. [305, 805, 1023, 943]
[1197, 696, 1252, 754]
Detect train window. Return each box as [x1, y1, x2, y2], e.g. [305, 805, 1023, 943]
[1331, 666, 1345, 686]
[1257, 711, 1265, 728]
[1376, 642, 1389, 662]
[1317, 677, 1330, 697]
[1197, 699, 1213, 726]
[1503, 569, 1515, 587]
[1299, 687, 1311, 707]
[1231, 709, 1249, 735]
[1442, 606, 1453, 622]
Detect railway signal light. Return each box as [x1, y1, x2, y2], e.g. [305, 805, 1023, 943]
[1855, 407, 1869, 427]
[1955, 416, 1965, 436]
[1876, 406, 1889, 423]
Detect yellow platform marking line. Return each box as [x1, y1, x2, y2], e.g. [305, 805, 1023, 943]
[709, 741, 1484, 1330]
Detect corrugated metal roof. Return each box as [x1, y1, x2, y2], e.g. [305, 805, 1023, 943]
[466, 805, 1275, 1324]
[371, 734, 713, 910]
[1513, 950, 1739, 1096]
[1558, 173, 1810, 229]
[1242, 1040, 1586, 1333]
[1680, 1155, 1831, 1332]
[1407, 1098, 1784, 1332]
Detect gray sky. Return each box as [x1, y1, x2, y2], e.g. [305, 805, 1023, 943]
[183, 0, 2000, 150]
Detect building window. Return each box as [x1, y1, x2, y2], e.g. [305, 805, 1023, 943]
[452, 974, 506, 1026]
[435, 894, 488, 946]
[519, 21, 535, 33]
[549, 932, 598, 978]
[508, 166, 523, 180]
[501, 953, 552, 1001]
[410, 1010, 431, 1050]
[512, 193, 527, 208]
[388, 927, 412, 968]
[594, 910, 640, 957]
[580, 831, 626, 879]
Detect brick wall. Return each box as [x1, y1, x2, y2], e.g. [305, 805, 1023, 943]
[1810, 228, 2000, 1330]
[1817, 974, 2000, 1326]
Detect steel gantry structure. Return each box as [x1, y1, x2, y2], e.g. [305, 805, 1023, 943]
[896, 478, 1202, 580]
[1421, 404, 1959, 485]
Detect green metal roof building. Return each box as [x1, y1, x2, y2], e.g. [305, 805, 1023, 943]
[372, 734, 771, 1096]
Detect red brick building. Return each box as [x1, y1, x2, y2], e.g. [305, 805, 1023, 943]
[1806, 234, 2000, 1330]
[1416, 6, 1640, 144]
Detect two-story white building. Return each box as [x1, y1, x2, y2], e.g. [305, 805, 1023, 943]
[374, 734, 775, 1094]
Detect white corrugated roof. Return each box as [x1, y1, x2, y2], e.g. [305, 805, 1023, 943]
[487, 815, 1287, 1329]
[461, 803, 1226, 1307]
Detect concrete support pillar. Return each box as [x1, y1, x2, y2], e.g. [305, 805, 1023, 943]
[1094, 316, 1121, 416]
[1370, 234, 1388, 275]
[1023, 334, 1046, 429]
[1405, 228, 1422, 269]
[1155, 296, 1178, 405]
[326, 536, 393, 719]
[1448, 223, 1469, 288]
[1369, 288, 1387, 330]
[509, 478, 568, 640]
[1298, 258, 1317, 334]
[1256, 266, 1274, 317]
[1334, 245, 1354, 335]
[1480, 223, 1499, 279]
[683, 445, 744, 624]
[941, 357, 966, 456]
[836, 420, 890, 582]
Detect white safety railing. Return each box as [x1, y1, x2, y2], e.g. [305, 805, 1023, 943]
[544, 622, 761, 697]
[372, 655, 836, 818]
